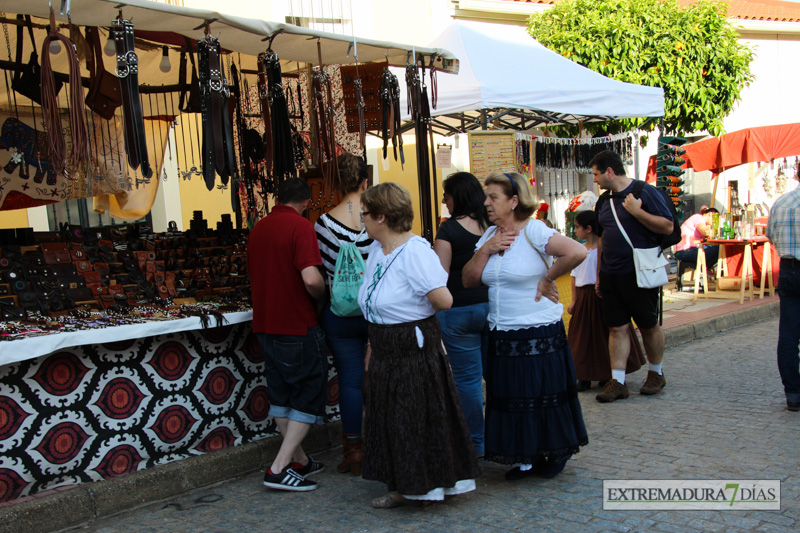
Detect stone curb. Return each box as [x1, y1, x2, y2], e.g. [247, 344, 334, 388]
[0, 422, 341, 533]
[0, 301, 780, 533]
[663, 300, 779, 349]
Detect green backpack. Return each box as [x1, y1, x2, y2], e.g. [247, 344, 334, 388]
[323, 218, 366, 317]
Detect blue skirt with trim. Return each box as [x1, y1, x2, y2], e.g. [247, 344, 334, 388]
[484, 320, 589, 465]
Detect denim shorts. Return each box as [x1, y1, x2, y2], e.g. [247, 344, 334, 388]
[257, 326, 328, 425]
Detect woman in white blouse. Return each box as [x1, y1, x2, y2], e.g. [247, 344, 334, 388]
[357, 183, 480, 509]
[463, 171, 588, 481]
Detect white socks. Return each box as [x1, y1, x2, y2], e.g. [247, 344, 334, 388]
[612, 369, 626, 384]
[649, 362, 663, 375]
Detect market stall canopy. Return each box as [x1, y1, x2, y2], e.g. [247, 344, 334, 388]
[0, 0, 459, 72]
[683, 122, 800, 174]
[397, 20, 664, 134]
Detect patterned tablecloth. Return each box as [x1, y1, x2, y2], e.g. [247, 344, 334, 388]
[0, 319, 340, 503]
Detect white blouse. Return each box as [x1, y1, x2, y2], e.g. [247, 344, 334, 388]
[475, 220, 562, 331]
[571, 247, 597, 287]
[357, 236, 448, 325]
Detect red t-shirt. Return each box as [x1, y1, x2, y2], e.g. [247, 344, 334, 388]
[248, 205, 322, 335]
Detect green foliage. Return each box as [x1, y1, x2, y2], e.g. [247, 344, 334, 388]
[527, 0, 754, 136]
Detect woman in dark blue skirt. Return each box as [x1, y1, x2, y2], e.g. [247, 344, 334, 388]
[463, 171, 589, 480]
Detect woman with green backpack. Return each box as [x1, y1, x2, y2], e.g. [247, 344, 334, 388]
[314, 153, 372, 476]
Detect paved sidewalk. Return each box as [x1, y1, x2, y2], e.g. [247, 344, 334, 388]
[72, 315, 796, 533]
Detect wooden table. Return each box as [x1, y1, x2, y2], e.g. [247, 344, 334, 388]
[693, 237, 775, 303]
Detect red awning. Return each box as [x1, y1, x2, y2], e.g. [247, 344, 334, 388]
[683, 122, 800, 174]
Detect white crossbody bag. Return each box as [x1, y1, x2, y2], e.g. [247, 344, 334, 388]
[609, 200, 668, 289]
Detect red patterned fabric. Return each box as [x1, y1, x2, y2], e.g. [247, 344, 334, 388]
[0, 321, 340, 503]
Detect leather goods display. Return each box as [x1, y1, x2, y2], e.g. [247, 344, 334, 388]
[113, 16, 152, 178]
[179, 37, 202, 113]
[310, 44, 339, 192]
[43, 250, 71, 265]
[256, 53, 274, 178]
[11, 15, 63, 104]
[0, 221, 250, 321]
[197, 33, 235, 190]
[380, 69, 403, 163]
[40, 8, 89, 176]
[262, 48, 296, 183]
[340, 62, 385, 146]
[84, 27, 122, 120]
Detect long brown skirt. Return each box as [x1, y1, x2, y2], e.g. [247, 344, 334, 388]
[568, 285, 646, 382]
[362, 316, 481, 496]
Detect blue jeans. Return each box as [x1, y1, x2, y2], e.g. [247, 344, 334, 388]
[319, 302, 370, 435]
[436, 302, 489, 456]
[778, 259, 800, 404]
[674, 245, 719, 270]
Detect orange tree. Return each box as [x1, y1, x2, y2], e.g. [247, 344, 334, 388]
[528, 0, 754, 136]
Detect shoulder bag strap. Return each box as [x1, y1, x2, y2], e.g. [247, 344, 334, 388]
[522, 222, 552, 268]
[84, 27, 97, 78]
[609, 199, 635, 251]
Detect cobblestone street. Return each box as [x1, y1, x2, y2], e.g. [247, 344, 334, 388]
[72, 315, 797, 533]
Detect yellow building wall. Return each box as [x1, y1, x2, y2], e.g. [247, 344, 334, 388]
[177, 175, 237, 232]
[0, 209, 29, 230]
[370, 134, 443, 237]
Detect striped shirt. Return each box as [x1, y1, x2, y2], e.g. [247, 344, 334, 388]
[767, 188, 800, 261]
[314, 213, 373, 280]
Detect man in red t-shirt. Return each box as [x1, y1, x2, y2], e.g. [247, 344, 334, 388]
[248, 178, 327, 492]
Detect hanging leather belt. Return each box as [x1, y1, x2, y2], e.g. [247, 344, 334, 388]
[380, 70, 403, 165]
[197, 35, 235, 189]
[392, 72, 404, 165]
[257, 52, 274, 177]
[113, 17, 151, 179]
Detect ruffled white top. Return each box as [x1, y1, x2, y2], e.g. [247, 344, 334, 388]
[475, 220, 562, 331]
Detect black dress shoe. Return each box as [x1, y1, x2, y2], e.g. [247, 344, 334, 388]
[787, 401, 800, 412]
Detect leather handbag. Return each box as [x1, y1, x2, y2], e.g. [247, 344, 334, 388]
[43, 250, 71, 265]
[84, 27, 122, 119]
[70, 248, 87, 261]
[74, 260, 92, 273]
[107, 283, 124, 296]
[83, 270, 102, 284]
[11, 15, 63, 104]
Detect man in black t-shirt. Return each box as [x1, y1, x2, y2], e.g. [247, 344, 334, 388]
[591, 151, 673, 403]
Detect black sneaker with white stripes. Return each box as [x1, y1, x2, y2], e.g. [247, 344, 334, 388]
[292, 456, 325, 477]
[263, 466, 318, 492]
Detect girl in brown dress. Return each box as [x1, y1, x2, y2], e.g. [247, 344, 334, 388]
[567, 210, 645, 391]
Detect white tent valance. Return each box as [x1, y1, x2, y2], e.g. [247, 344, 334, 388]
[0, 0, 459, 72]
[398, 21, 663, 129]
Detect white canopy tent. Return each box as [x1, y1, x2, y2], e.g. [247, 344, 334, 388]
[0, 0, 459, 74]
[397, 20, 664, 133]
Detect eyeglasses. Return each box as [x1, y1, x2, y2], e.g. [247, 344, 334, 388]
[360, 211, 371, 220]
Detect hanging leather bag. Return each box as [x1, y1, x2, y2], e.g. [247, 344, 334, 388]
[84, 27, 122, 119]
[11, 15, 62, 104]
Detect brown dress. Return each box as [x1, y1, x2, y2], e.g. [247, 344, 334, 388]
[567, 285, 646, 381]
[362, 316, 481, 496]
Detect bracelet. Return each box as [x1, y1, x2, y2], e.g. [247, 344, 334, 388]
[544, 273, 555, 283]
